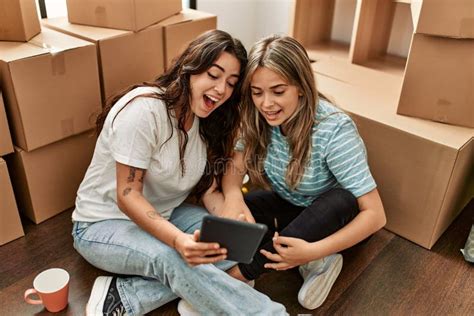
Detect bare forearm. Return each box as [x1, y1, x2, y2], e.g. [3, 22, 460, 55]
[118, 192, 184, 248]
[222, 152, 246, 200]
[202, 189, 225, 216]
[309, 208, 385, 260]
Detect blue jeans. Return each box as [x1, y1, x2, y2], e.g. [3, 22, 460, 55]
[72, 203, 287, 315]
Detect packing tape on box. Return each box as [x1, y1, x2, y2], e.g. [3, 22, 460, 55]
[94, 6, 108, 26]
[434, 98, 451, 123]
[460, 18, 474, 38]
[51, 54, 66, 76]
[28, 40, 66, 75]
[61, 118, 75, 137]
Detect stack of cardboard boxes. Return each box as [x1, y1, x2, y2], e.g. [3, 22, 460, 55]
[0, 0, 39, 244]
[42, 1, 217, 100]
[0, 0, 217, 245]
[0, 0, 102, 230]
[292, 0, 474, 249]
[0, 92, 23, 245]
[398, 0, 474, 128]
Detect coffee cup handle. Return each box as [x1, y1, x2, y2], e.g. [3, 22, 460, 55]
[24, 289, 43, 305]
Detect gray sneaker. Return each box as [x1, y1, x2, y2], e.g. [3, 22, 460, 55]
[297, 254, 343, 310]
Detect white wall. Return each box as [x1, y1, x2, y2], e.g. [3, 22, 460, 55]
[330, 0, 356, 44]
[43, 0, 67, 18]
[40, 0, 191, 18]
[198, 0, 292, 50]
[387, 3, 413, 57]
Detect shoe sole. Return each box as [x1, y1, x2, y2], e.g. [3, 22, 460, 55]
[86, 276, 112, 316]
[177, 299, 201, 316]
[298, 254, 343, 310]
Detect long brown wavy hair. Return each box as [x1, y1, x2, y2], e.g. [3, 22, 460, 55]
[241, 35, 317, 190]
[96, 30, 248, 198]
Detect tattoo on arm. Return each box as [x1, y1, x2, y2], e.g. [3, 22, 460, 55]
[123, 187, 132, 196]
[127, 167, 146, 183]
[127, 167, 137, 183]
[146, 210, 163, 220]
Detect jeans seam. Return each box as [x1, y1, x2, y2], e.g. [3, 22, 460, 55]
[116, 279, 136, 316]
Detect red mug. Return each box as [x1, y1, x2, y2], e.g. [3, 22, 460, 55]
[24, 268, 70, 313]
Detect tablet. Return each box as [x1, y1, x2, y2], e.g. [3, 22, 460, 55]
[200, 215, 268, 264]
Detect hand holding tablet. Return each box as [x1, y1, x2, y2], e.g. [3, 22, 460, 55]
[200, 215, 268, 264]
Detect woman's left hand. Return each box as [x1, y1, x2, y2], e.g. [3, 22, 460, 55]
[261, 233, 314, 271]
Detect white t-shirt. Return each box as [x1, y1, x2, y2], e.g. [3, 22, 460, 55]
[72, 87, 207, 222]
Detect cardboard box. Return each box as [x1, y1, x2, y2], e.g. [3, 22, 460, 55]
[289, 0, 354, 62]
[158, 9, 217, 69]
[0, 0, 41, 41]
[66, 0, 182, 31]
[397, 34, 474, 128]
[6, 131, 96, 224]
[312, 58, 474, 249]
[411, 0, 474, 38]
[0, 28, 102, 152]
[43, 17, 164, 101]
[0, 92, 13, 156]
[0, 158, 24, 245]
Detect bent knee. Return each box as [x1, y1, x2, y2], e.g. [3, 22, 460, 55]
[322, 188, 358, 212]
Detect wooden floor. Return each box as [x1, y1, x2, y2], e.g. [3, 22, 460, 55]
[1, 199, 473, 315]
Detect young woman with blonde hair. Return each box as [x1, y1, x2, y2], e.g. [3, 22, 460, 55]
[219, 34, 386, 310]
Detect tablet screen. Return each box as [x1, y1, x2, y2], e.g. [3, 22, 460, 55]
[200, 215, 268, 264]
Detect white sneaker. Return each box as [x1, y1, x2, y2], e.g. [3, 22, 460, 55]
[177, 299, 200, 316]
[177, 280, 255, 315]
[297, 254, 343, 310]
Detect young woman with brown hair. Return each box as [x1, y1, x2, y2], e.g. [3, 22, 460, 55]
[71, 30, 287, 316]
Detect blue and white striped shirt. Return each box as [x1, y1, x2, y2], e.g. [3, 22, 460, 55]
[238, 99, 376, 207]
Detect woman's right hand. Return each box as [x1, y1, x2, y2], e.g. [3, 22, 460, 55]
[174, 230, 227, 266]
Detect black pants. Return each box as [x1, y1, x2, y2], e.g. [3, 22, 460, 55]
[238, 188, 359, 280]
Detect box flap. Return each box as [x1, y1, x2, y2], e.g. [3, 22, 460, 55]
[135, 0, 182, 31]
[0, 28, 94, 62]
[312, 58, 474, 149]
[0, 41, 47, 62]
[29, 28, 93, 51]
[42, 17, 130, 42]
[411, 0, 474, 38]
[158, 8, 216, 27]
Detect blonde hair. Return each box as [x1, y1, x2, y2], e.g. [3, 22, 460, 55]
[241, 35, 318, 189]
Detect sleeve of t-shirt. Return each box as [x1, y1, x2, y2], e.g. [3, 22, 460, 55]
[109, 98, 161, 169]
[325, 116, 377, 198]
